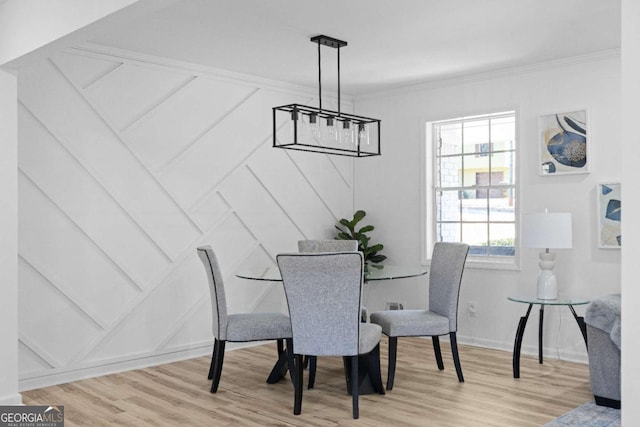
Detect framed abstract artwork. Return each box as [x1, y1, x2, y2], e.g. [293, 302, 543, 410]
[539, 109, 589, 175]
[597, 183, 621, 248]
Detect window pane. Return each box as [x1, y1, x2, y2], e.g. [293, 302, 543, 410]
[491, 116, 515, 151]
[463, 119, 489, 153]
[489, 223, 515, 256]
[462, 195, 487, 222]
[463, 154, 489, 187]
[489, 196, 515, 222]
[438, 123, 462, 155]
[462, 222, 488, 248]
[492, 151, 515, 185]
[437, 222, 461, 242]
[436, 190, 461, 221]
[437, 155, 462, 188]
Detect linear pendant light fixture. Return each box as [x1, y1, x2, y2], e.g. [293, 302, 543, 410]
[273, 35, 381, 157]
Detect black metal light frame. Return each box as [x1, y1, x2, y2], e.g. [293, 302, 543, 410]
[273, 35, 381, 158]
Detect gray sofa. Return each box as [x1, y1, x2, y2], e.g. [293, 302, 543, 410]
[585, 293, 621, 409]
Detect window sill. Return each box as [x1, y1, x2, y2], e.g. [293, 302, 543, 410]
[424, 257, 521, 271]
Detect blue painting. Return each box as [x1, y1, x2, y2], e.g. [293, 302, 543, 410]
[540, 110, 589, 175]
[598, 183, 621, 248]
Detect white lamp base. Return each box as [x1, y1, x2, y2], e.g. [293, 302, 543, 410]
[537, 251, 558, 300]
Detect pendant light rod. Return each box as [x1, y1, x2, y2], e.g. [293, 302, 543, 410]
[310, 35, 347, 114]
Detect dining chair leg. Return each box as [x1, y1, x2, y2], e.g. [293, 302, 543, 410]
[207, 344, 216, 380]
[387, 336, 398, 390]
[450, 332, 464, 382]
[210, 339, 226, 393]
[351, 355, 359, 419]
[307, 356, 317, 389]
[366, 344, 385, 394]
[285, 339, 296, 388]
[293, 354, 304, 415]
[432, 336, 445, 370]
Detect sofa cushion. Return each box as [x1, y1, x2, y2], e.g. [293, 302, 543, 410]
[585, 293, 621, 350]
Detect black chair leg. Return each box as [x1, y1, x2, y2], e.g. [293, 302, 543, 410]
[293, 354, 304, 415]
[366, 344, 385, 394]
[307, 356, 317, 389]
[285, 339, 296, 388]
[210, 339, 226, 393]
[207, 343, 216, 380]
[450, 332, 464, 382]
[432, 336, 445, 370]
[387, 336, 398, 390]
[350, 355, 359, 419]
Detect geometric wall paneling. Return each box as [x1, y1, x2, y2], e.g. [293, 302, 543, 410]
[19, 58, 200, 260]
[79, 60, 195, 134]
[18, 105, 169, 289]
[160, 89, 310, 210]
[286, 150, 353, 222]
[18, 342, 53, 379]
[218, 166, 307, 257]
[189, 191, 231, 232]
[18, 175, 139, 327]
[248, 143, 340, 240]
[80, 253, 209, 365]
[18, 257, 103, 368]
[121, 76, 257, 172]
[53, 51, 122, 90]
[16, 45, 353, 387]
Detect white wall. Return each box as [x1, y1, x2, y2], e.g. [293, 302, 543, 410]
[621, 0, 639, 422]
[17, 46, 353, 389]
[0, 70, 21, 405]
[355, 54, 621, 362]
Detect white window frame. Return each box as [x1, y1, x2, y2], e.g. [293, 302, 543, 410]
[421, 110, 521, 270]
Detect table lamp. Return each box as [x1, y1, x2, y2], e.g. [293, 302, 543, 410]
[522, 211, 572, 300]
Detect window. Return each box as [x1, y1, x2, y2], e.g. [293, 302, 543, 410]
[426, 111, 517, 264]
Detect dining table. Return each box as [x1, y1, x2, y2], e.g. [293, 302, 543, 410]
[235, 263, 428, 393]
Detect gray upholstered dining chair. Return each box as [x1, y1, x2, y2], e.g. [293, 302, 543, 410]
[370, 242, 469, 389]
[297, 239, 363, 389]
[277, 251, 384, 419]
[197, 246, 293, 393]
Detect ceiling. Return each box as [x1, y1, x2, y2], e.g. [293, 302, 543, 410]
[85, 0, 620, 96]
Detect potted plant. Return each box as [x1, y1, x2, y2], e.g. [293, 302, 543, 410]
[335, 210, 386, 267]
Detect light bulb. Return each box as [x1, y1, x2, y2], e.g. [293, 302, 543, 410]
[357, 123, 369, 146]
[289, 110, 299, 142]
[309, 114, 321, 142]
[341, 120, 353, 144]
[325, 116, 338, 143]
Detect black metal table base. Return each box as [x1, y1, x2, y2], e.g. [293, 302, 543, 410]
[512, 303, 588, 378]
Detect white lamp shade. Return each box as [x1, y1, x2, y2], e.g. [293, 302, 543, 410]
[522, 212, 572, 249]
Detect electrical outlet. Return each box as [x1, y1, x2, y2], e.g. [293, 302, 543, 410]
[467, 301, 478, 317]
[385, 302, 404, 310]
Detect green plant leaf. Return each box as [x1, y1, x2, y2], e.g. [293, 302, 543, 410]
[358, 225, 374, 234]
[353, 210, 366, 224]
[369, 255, 387, 263]
[368, 243, 383, 253]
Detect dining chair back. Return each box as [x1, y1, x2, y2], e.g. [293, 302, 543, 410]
[297, 239, 363, 389]
[369, 242, 469, 389]
[197, 246, 292, 393]
[277, 251, 383, 419]
[297, 239, 358, 253]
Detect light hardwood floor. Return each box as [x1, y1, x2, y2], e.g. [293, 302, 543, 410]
[22, 338, 592, 426]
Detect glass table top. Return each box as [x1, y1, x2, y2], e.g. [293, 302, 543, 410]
[508, 295, 590, 306]
[235, 264, 428, 282]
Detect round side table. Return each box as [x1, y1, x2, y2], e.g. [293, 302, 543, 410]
[508, 295, 590, 378]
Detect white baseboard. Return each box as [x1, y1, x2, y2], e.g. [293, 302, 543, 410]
[0, 393, 23, 405]
[19, 341, 263, 391]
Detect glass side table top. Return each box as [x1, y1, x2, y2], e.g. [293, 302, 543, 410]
[508, 295, 590, 306]
[236, 264, 428, 282]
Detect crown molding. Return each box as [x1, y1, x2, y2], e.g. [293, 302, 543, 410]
[357, 48, 621, 102]
[68, 42, 353, 103]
